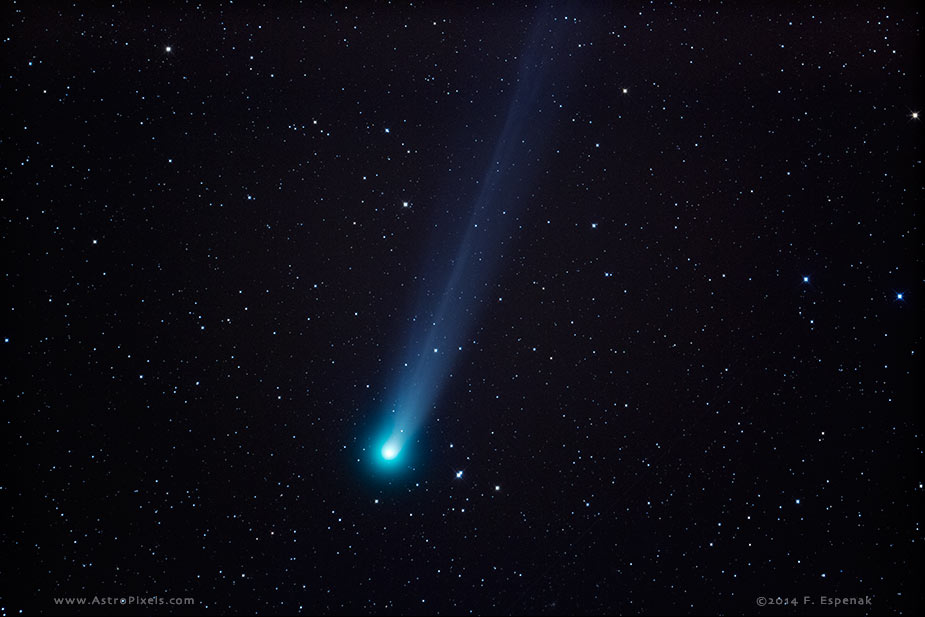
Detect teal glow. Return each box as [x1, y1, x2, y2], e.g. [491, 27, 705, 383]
[381, 436, 402, 461]
[366, 420, 412, 476]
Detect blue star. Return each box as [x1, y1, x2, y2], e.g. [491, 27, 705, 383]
[896, 293, 904, 301]
[802, 276, 809, 283]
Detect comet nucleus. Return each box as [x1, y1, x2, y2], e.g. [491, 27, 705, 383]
[381, 437, 401, 461]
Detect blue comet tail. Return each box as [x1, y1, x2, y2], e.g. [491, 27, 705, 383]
[369, 9, 569, 471]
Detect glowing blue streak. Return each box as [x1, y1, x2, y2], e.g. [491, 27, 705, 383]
[376, 12, 563, 464]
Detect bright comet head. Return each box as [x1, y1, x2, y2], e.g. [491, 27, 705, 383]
[378, 432, 407, 464]
[366, 417, 413, 475]
[381, 439, 401, 461]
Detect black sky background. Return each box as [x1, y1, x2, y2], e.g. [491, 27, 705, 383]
[3, 2, 923, 615]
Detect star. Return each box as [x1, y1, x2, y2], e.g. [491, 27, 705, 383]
[896, 292, 904, 300]
[165, 46, 172, 53]
[802, 275, 810, 283]
[912, 112, 919, 120]
[622, 87, 628, 94]
[455, 470, 463, 479]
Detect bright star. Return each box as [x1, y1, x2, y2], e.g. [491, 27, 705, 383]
[455, 470, 463, 479]
[897, 292, 904, 300]
[622, 88, 628, 94]
[165, 46, 172, 53]
[802, 276, 809, 283]
[913, 112, 920, 120]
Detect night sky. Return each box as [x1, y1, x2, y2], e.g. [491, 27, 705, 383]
[4, 2, 923, 615]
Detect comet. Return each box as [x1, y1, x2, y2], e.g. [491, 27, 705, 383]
[370, 9, 567, 471]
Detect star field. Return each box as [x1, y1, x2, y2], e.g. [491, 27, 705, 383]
[3, 3, 922, 615]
